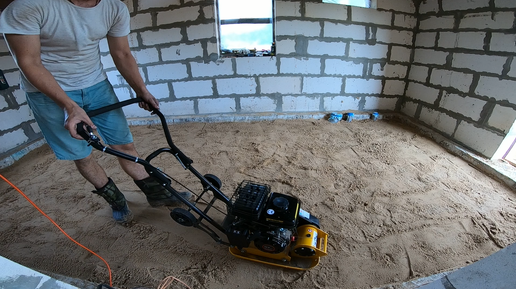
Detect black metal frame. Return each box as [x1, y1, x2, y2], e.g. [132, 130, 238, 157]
[77, 97, 232, 244]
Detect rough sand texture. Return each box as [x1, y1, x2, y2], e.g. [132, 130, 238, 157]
[1, 119, 516, 289]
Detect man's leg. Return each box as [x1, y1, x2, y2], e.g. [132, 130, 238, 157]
[110, 143, 149, 181]
[74, 154, 133, 224]
[74, 154, 110, 188]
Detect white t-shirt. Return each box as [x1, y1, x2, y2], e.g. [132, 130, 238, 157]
[0, 0, 130, 92]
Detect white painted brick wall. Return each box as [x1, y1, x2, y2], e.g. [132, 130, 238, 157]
[241, 97, 277, 112]
[198, 98, 236, 114]
[277, 39, 296, 54]
[394, 14, 417, 29]
[203, 5, 214, 18]
[475, 76, 516, 102]
[349, 43, 389, 59]
[452, 53, 506, 74]
[13, 90, 26, 105]
[419, 16, 455, 30]
[377, 0, 415, 14]
[173, 80, 213, 98]
[138, 0, 180, 10]
[303, 77, 342, 94]
[455, 121, 504, 157]
[442, 0, 489, 11]
[147, 63, 188, 81]
[390, 46, 412, 63]
[490, 33, 516, 53]
[282, 96, 320, 112]
[106, 70, 127, 86]
[376, 29, 413, 46]
[372, 64, 408, 78]
[123, 105, 155, 118]
[128, 33, 139, 48]
[508, 60, 516, 78]
[351, 7, 392, 26]
[236, 57, 278, 75]
[430, 69, 473, 93]
[187, 23, 216, 41]
[406, 82, 439, 104]
[276, 20, 321, 37]
[401, 100, 418, 118]
[0, 55, 17, 70]
[363, 96, 397, 110]
[413, 49, 448, 65]
[496, 0, 516, 8]
[4, 71, 20, 87]
[324, 23, 365, 40]
[383, 80, 406, 95]
[276, 1, 302, 17]
[345, 78, 383, 94]
[130, 13, 152, 30]
[305, 2, 347, 20]
[438, 32, 486, 50]
[408, 65, 429, 83]
[0, 129, 29, 154]
[459, 12, 514, 30]
[101, 55, 115, 70]
[141, 28, 182, 46]
[146, 83, 170, 99]
[191, 60, 233, 78]
[0, 40, 9, 53]
[488, 105, 516, 133]
[324, 96, 361, 111]
[280, 58, 321, 75]
[157, 6, 200, 25]
[216, 78, 257, 95]
[324, 59, 363, 76]
[30, 122, 41, 134]
[419, 0, 439, 14]
[415, 32, 436, 48]
[419, 108, 457, 136]
[260, 77, 301, 94]
[307, 40, 347, 56]
[113, 87, 132, 101]
[132, 48, 160, 64]
[440, 93, 486, 121]
[162, 43, 204, 61]
[0, 105, 31, 131]
[160, 100, 195, 116]
[0, 96, 8, 110]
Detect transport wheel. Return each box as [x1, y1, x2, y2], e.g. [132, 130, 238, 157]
[203, 174, 222, 190]
[170, 208, 197, 227]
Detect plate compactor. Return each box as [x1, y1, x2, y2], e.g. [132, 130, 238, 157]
[77, 98, 328, 270]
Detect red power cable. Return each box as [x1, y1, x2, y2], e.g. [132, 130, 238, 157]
[0, 173, 113, 287]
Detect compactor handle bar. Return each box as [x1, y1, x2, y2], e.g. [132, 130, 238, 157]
[76, 97, 192, 168]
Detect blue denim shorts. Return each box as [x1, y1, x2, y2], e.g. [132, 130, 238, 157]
[26, 79, 133, 160]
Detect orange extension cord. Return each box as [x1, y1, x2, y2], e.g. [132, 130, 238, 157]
[0, 173, 114, 287]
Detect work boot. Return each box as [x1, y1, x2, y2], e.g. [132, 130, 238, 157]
[92, 178, 133, 224]
[134, 176, 192, 207]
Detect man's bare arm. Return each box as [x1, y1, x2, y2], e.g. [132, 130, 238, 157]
[107, 35, 159, 111]
[5, 34, 96, 138]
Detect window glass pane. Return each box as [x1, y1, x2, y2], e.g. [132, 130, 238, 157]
[220, 24, 273, 51]
[219, 0, 273, 20]
[322, 0, 371, 8]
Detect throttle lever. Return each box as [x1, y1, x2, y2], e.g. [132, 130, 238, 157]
[76, 121, 103, 150]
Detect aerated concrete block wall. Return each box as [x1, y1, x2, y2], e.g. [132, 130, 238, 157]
[0, 0, 417, 166]
[401, 0, 516, 159]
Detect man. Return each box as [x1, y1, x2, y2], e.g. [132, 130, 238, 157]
[0, 0, 190, 224]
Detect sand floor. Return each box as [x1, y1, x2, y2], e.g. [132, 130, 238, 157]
[1, 119, 516, 289]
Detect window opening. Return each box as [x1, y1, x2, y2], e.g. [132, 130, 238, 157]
[322, 0, 376, 9]
[217, 0, 275, 57]
[503, 138, 516, 166]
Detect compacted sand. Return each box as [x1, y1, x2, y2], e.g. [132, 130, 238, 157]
[1, 119, 516, 289]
